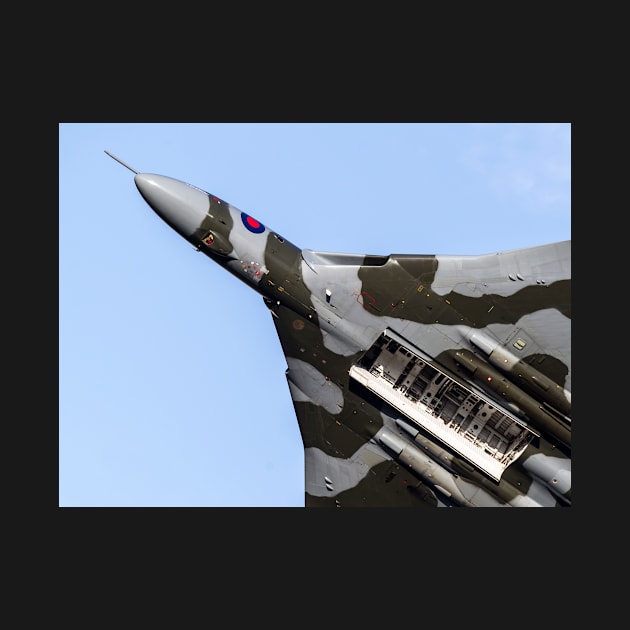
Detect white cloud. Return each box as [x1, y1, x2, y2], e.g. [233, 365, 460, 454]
[459, 123, 571, 214]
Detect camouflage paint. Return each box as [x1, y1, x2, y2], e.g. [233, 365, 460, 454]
[112, 155, 571, 507]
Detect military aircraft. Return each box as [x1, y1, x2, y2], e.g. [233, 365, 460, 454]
[106, 151, 571, 507]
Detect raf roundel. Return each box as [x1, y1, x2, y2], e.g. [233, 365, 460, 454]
[241, 212, 265, 234]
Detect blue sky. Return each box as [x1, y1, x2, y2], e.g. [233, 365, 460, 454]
[59, 122, 571, 507]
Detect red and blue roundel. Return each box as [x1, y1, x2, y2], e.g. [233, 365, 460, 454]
[241, 212, 265, 234]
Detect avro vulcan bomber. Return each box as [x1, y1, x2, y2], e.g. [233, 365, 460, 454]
[106, 151, 571, 507]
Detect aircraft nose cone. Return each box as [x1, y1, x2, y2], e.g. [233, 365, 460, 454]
[134, 173, 209, 238]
